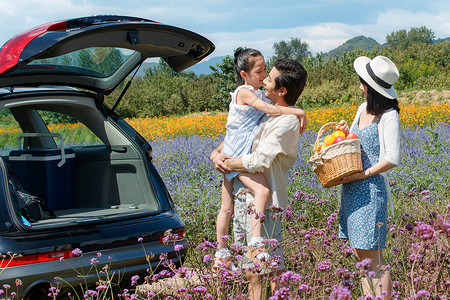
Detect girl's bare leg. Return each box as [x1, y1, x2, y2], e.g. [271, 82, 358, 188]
[216, 176, 234, 249]
[237, 172, 270, 238]
[214, 176, 238, 271]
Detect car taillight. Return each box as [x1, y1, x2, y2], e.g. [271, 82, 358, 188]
[159, 231, 186, 244]
[0, 250, 72, 268]
[0, 21, 67, 75]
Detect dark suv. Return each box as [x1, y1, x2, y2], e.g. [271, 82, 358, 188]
[0, 15, 214, 299]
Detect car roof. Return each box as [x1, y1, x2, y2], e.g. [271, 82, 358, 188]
[0, 15, 215, 94]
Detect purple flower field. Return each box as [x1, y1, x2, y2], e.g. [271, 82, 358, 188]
[0, 125, 448, 299]
[148, 124, 450, 299]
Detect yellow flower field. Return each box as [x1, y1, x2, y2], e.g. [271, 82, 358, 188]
[1, 102, 449, 141]
[126, 114, 229, 140]
[126, 102, 450, 140]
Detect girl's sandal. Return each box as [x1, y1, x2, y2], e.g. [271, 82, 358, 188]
[213, 257, 237, 273]
[245, 245, 272, 265]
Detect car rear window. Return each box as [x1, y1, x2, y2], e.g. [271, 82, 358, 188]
[20, 47, 136, 78]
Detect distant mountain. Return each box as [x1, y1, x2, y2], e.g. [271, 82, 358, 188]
[326, 36, 380, 58]
[184, 56, 226, 75]
[135, 36, 449, 76]
[434, 37, 450, 43]
[135, 56, 226, 77]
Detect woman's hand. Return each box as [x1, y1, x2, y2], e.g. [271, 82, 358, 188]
[335, 159, 397, 185]
[335, 120, 349, 135]
[334, 171, 366, 185]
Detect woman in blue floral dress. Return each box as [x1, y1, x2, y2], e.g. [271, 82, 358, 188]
[334, 56, 401, 299]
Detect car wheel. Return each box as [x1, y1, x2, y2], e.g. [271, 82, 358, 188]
[24, 284, 49, 300]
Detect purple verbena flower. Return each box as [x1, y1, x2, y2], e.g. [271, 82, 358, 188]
[269, 287, 290, 300]
[414, 222, 436, 241]
[71, 248, 82, 257]
[219, 235, 229, 241]
[416, 290, 430, 299]
[131, 275, 140, 286]
[329, 285, 352, 300]
[298, 284, 309, 291]
[192, 286, 207, 293]
[279, 271, 293, 285]
[174, 244, 184, 251]
[356, 258, 372, 270]
[317, 260, 331, 271]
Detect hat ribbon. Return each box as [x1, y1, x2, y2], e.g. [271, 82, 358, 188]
[366, 63, 392, 89]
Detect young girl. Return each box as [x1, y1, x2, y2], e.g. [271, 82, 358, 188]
[214, 48, 306, 271]
[334, 55, 400, 298]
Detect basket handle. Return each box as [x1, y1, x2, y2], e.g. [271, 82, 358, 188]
[313, 122, 339, 153]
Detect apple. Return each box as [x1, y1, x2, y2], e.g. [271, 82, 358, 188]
[345, 132, 358, 140]
[333, 136, 344, 144]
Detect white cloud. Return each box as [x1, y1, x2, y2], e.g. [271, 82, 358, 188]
[374, 8, 450, 41]
[207, 7, 450, 59]
[1, 1, 448, 61]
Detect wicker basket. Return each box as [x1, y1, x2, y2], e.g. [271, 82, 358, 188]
[308, 122, 363, 188]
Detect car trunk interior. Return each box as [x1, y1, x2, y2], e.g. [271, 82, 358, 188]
[1, 94, 160, 228]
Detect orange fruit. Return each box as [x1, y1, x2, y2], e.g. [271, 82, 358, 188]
[324, 134, 335, 146]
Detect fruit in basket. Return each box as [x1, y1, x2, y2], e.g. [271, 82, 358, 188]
[345, 132, 358, 140]
[333, 136, 344, 144]
[324, 134, 335, 146]
[333, 130, 345, 138]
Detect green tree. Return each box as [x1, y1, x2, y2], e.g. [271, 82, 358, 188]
[271, 38, 310, 63]
[145, 59, 176, 76]
[210, 55, 235, 111]
[386, 26, 435, 49]
[78, 48, 123, 76]
[407, 26, 435, 44]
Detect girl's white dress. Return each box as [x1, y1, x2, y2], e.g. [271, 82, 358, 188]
[223, 85, 270, 181]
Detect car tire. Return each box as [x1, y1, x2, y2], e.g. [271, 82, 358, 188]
[24, 285, 49, 300]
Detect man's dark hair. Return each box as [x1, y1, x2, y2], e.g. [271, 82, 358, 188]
[274, 58, 307, 106]
[360, 77, 400, 115]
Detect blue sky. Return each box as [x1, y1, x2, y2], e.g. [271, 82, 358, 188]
[0, 0, 449, 60]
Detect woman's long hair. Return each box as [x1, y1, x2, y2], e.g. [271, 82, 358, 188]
[360, 77, 400, 115]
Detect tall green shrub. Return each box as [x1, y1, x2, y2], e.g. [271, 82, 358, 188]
[210, 55, 235, 111]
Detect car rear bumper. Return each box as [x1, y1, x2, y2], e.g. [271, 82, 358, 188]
[0, 238, 188, 298]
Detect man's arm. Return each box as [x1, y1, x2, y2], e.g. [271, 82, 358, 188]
[228, 115, 300, 173]
[224, 157, 245, 172]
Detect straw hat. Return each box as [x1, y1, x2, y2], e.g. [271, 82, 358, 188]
[354, 56, 399, 99]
